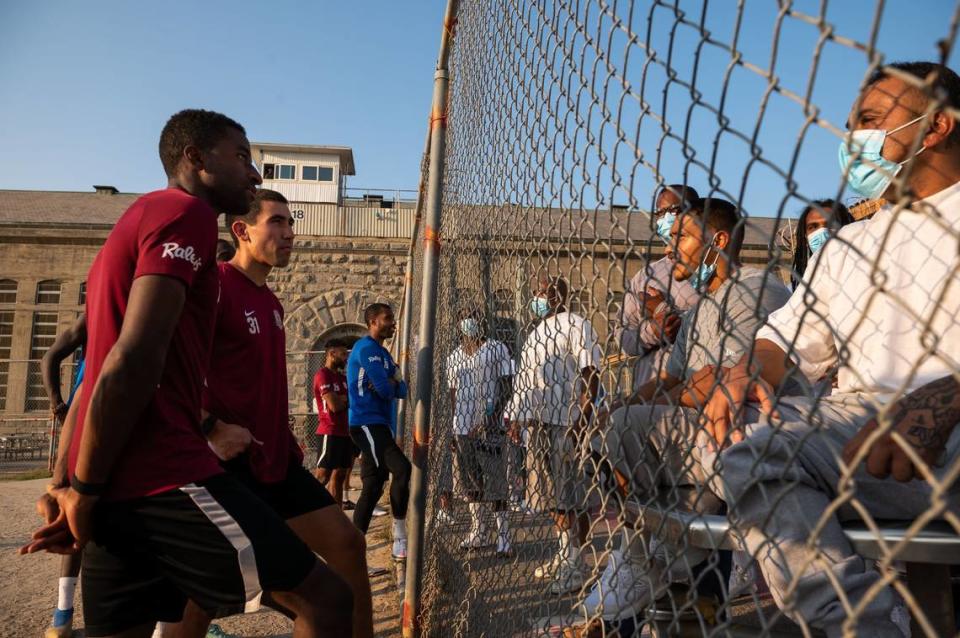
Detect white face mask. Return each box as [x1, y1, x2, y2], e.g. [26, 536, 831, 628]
[838, 113, 927, 199]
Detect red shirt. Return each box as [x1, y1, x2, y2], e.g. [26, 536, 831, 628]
[203, 262, 302, 484]
[69, 188, 222, 501]
[314, 367, 349, 437]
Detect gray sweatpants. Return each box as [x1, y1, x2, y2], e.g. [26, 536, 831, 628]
[711, 393, 960, 637]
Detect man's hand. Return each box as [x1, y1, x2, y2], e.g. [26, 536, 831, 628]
[651, 309, 682, 344]
[842, 376, 960, 482]
[207, 421, 257, 461]
[702, 360, 778, 450]
[20, 487, 97, 555]
[36, 491, 60, 524]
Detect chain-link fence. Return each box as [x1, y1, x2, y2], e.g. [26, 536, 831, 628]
[397, 1, 960, 637]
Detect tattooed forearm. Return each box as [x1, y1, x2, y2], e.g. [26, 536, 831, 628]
[887, 375, 960, 449]
[905, 425, 948, 450]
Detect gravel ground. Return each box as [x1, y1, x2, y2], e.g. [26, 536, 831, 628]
[0, 478, 402, 638]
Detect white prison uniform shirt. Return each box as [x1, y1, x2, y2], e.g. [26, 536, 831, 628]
[757, 180, 960, 400]
[505, 311, 603, 427]
[446, 339, 514, 436]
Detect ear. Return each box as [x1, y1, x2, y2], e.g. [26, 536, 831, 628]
[924, 110, 955, 149]
[231, 219, 250, 244]
[183, 144, 204, 171]
[712, 230, 730, 251]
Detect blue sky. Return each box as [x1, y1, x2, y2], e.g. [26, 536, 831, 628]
[1, 1, 958, 219]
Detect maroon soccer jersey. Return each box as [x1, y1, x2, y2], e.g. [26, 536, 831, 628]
[313, 367, 349, 437]
[203, 262, 302, 484]
[69, 188, 222, 501]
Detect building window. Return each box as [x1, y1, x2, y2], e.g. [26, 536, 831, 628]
[302, 166, 334, 182]
[0, 279, 16, 304]
[278, 164, 295, 179]
[25, 312, 59, 410]
[78, 282, 87, 306]
[36, 280, 61, 305]
[0, 311, 12, 410]
[262, 163, 275, 179]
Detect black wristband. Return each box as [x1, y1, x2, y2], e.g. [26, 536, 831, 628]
[70, 474, 105, 496]
[201, 414, 218, 437]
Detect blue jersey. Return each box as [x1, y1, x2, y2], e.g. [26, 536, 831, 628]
[347, 335, 407, 427]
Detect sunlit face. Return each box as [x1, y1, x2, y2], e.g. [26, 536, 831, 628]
[199, 128, 263, 215]
[665, 213, 724, 281]
[847, 76, 930, 165]
[370, 309, 397, 340]
[233, 200, 296, 268]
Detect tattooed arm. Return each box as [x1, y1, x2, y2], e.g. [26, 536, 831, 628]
[843, 375, 960, 482]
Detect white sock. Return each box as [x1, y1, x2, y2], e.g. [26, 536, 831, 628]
[57, 576, 77, 611]
[468, 502, 482, 534]
[393, 518, 407, 540]
[151, 622, 166, 638]
[495, 511, 509, 540]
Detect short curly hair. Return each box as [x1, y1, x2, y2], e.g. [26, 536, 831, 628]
[158, 109, 245, 177]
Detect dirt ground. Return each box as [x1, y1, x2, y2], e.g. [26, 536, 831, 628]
[0, 477, 403, 638]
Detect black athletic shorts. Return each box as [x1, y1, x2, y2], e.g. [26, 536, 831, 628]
[81, 472, 316, 636]
[224, 458, 337, 520]
[316, 433, 359, 470]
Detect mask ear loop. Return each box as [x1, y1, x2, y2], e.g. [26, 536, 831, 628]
[702, 231, 722, 269]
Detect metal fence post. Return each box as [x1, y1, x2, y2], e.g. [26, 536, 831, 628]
[394, 135, 431, 447]
[402, 1, 459, 635]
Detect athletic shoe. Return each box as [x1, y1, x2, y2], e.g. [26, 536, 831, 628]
[534, 552, 564, 579]
[460, 526, 493, 551]
[548, 556, 586, 595]
[496, 534, 514, 558]
[372, 504, 388, 517]
[205, 624, 240, 638]
[342, 499, 356, 510]
[435, 507, 456, 526]
[392, 536, 408, 561]
[45, 609, 73, 638]
[580, 549, 657, 621]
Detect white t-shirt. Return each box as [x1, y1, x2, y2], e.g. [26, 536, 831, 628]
[505, 311, 604, 427]
[757, 181, 960, 399]
[446, 339, 514, 436]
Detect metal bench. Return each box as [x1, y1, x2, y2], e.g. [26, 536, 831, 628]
[630, 504, 960, 636]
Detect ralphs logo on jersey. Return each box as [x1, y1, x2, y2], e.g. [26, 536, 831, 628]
[161, 242, 203, 271]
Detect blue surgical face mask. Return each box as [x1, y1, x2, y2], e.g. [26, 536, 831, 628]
[689, 235, 721, 290]
[655, 212, 677, 244]
[806, 227, 829, 255]
[838, 114, 927, 199]
[530, 296, 551, 318]
[460, 317, 480, 338]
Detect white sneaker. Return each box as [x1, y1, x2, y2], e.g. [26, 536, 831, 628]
[534, 552, 564, 579]
[460, 526, 492, 551]
[548, 556, 585, 595]
[392, 536, 407, 561]
[435, 508, 456, 526]
[580, 549, 658, 621]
